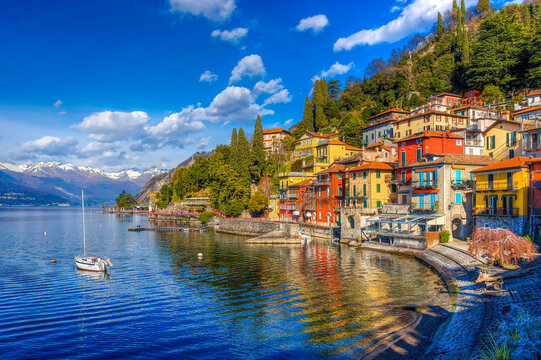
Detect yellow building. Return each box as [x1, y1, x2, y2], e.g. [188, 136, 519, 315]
[394, 111, 469, 140]
[483, 120, 522, 160]
[472, 157, 529, 235]
[278, 172, 311, 191]
[292, 131, 340, 159]
[268, 195, 280, 219]
[302, 140, 362, 174]
[345, 162, 395, 210]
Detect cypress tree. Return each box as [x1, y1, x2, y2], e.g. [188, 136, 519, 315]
[437, 12, 444, 39]
[452, 0, 458, 22]
[457, 10, 464, 49]
[463, 31, 470, 65]
[476, 0, 490, 15]
[251, 115, 265, 178]
[301, 96, 314, 132]
[312, 80, 329, 130]
[461, 0, 466, 22]
[237, 128, 251, 185]
[230, 128, 239, 171]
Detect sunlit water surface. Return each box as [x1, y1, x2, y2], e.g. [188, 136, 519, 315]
[0, 208, 445, 359]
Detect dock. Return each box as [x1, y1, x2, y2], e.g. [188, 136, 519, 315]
[128, 226, 206, 232]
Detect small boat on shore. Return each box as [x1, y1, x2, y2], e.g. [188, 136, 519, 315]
[74, 191, 112, 273]
[299, 230, 312, 243]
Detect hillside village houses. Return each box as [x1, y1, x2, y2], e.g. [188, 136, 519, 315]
[268, 90, 541, 245]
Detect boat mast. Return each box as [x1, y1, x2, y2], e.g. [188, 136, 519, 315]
[82, 190, 86, 257]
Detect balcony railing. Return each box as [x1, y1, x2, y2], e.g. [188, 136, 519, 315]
[475, 181, 519, 191]
[314, 180, 330, 186]
[288, 193, 299, 199]
[451, 179, 474, 190]
[465, 139, 483, 146]
[411, 180, 439, 190]
[476, 207, 519, 216]
[279, 205, 298, 211]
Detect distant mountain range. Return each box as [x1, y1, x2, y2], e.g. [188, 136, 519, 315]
[0, 162, 164, 206]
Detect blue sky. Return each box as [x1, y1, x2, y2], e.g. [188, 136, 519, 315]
[0, 0, 514, 171]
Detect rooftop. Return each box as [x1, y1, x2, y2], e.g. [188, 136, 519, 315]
[472, 157, 530, 173]
[367, 108, 409, 121]
[527, 90, 541, 97]
[315, 162, 345, 175]
[263, 128, 289, 135]
[347, 162, 393, 172]
[410, 154, 499, 168]
[513, 105, 541, 116]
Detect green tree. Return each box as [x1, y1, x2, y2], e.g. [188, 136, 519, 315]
[340, 113, 365, 147]
[230, 128, 238, 168]
[250, 115, 265, 181]
[248, 193, 268, 216]
[437, 12, 444, 39]
[461, 0, 466, 22]
[237, 128, 251, 185]
[301, 96, 314, 132]
[115, 190, 137, 209]
[462, 30, 470, 65]
[529, 28, 541, 87]
[482, 84, 504, 104]
[453, 0, 459, 22]
[313, 79, 329, 129]
[476, 0, 490, 15]
[327, 80, 342, 102]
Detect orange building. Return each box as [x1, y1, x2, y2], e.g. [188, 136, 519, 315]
[314, 163, 345, 226]
[263, 128, 290, 153]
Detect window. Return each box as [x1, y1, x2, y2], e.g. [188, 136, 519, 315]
[363, 184, 367, 196]
[376, 184, 380, 192]
[319, 212, 321, 220]
[372, 133, 374, 139]
[377, 201, 381, 208]
[376, 171, 381, 178]
[337, 173, 343, 179]
[378, 131, 381, 138]
[353, 173, 357, 180]
[416, 139, 421, 144]
[455, 169, 462, 184]
[338, 187, 342, 196]
[353, 185, 356, 196]
[509, 149, 515, 158]
[363, 171, 367, 179]
[457, 140, 462, 146]
[318, 187, 322, 196]
[326, 187, 330, 196]
[363, 200, 367, 208]
[401, 151, 406, 167]
[456, 192, 462, 204]
[401, 171, 406, 183]
[416, 148, 422, 162]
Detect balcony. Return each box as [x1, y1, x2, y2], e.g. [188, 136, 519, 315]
[475, 181, 519, 192]
[302, 203, 316, 211]
[451, 179, 474, 190]
[465, 138, 483, 147]
[314, 179, 330, 186]
[411, 180, 439, 190]
[476, 207, 519, 216]
[288, 193, 299, 199]
[279, 205, 298, 211]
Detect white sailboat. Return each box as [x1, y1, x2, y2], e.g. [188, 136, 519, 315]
[74, 190, 112, 272]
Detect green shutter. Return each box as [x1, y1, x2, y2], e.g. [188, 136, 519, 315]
[506, 133, 509, 146]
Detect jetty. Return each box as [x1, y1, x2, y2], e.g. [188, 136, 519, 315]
[128, 226, 206, 232]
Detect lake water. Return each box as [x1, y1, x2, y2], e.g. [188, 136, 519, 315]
[0, 208, 445, 359]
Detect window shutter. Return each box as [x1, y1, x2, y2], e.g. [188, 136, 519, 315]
[506, 133, 509, 146]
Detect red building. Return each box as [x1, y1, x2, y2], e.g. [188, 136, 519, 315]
[395, 131, 464, 204]
[463, 89, 483, 106]
[279, 186, 299, 220]
[314, 163, 345, 226]
[528, 158, 541, 213]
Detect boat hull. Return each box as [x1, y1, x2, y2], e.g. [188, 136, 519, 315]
[74, 256, 111, 272]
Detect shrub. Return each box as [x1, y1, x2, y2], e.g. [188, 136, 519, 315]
[469, 227, 537, 267]
[248, 193, 268, 216]
[440, 230, 450, 243]
[198, 211, 214, 224]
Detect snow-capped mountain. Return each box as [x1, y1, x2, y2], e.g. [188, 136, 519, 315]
[0, 162, 164, 206]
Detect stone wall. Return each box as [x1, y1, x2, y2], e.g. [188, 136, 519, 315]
[217, 218, 336, 240]
[474, 215, 528, 235]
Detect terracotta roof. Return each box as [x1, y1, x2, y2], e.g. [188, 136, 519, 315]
[347, 162, 393, 172]
[366, 141, 383, 149]
[346, 144, 362, 151]
[450, 105, 492, 112]
[410, 154, 499, 168]
[363, 118, 397, 129]
[432, 92, 463, 98]
[527, 90, 541, 97]
[394, 130, 463, 142]
[526, 158, 541, 164]
[263, 128, 289, 134]
[367, 108, 409, 120]
[471, 157, 530, 173]
[315, 163, 345, 175]
[317, 139, 346, 146]
[290, 179, 314, 187]
[306, 131, 339, 138]
[513, 105, 541, 116]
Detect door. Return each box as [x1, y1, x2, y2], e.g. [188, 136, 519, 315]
[490, 196, 497, 215]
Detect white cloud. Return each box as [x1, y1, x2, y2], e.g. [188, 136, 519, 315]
[390, 5, 402, 12]
[73, 111, 149, 142]
[211, 27, 248, 43]
[229, 54, 266, 84]
[54, 100, 63, 108]
[197, 136, 212, 149]
[80, 141, 119, 156]
[296, 14, 329, 33]
[59, 111, 67, 115]
[199, 70, 218, 83]
[205, 86, 272, 122]
[263, 89, 292, 105]
[252, 78, 284, 96]
[503, 0, 524, 5]
[334, 0, 475, 51]
[285, 118, 294, 126]
[19, 136, 78, 158]
[168, 0, 236, 21]
[312, 62, 354, 82]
